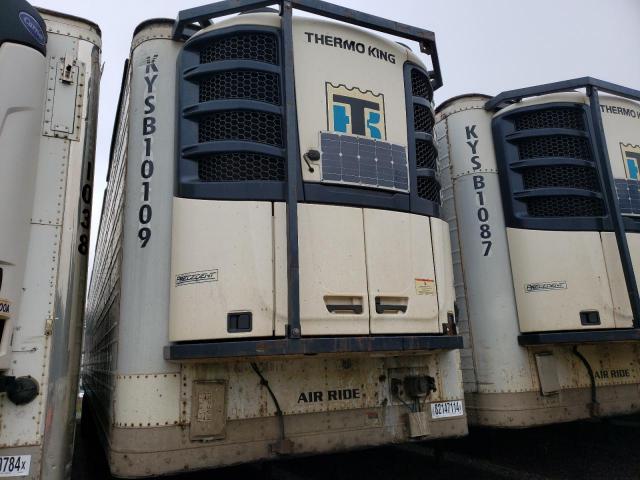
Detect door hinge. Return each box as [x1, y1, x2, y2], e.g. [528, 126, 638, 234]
[61, 52, 75, 84]
[44, 317, 54, 336]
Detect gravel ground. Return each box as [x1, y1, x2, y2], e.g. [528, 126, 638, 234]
[72, 415, 640, 479]
[433, 417, 640, 479]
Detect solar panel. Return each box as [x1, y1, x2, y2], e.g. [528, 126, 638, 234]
[615, 178, 640, 216]
[319, 132, 409, 192]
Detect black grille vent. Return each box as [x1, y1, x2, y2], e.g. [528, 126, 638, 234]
[198, 153, 285, 182]
[411, 69, 433, 101]
[514, 129, 603, 218]
[180, 28, 286, 200]
[199, 32, 278, 65]
[515, 108, 585, 131]
[198, 110, 284, 147]
[518, 135, 591, 160]
[493, 104, 607, 223]
[416, 139, 438, 170]
[417, 177, 441, 203]
[199, 70, 281, 105]
[524, 196, 604, 217]
[406, 64, 439, 207]
[414, 104, 435, 133]
[522, 165, 600, 191]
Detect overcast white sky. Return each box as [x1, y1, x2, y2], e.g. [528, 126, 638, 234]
[34, 0, 640, 267]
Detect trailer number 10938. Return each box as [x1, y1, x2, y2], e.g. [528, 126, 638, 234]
[0, 455, 30, 477]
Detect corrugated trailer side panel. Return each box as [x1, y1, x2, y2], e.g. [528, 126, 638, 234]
[435, 114, 478, 392]
[82, 61, 130, 444]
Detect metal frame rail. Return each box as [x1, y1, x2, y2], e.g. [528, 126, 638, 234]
[487, 77, 640, 346]
[165, 0, 458, 360]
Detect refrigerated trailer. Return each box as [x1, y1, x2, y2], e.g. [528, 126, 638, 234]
[0, 1, 101, 478]
[81, 0, 466, 476]
[437, 78, 640, 427]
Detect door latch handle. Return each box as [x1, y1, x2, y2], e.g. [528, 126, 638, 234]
[375, 298, 408, 314]
[326, 304, 363, 314]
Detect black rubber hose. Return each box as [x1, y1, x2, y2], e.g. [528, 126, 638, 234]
[572, 345, 599, 417]
[250, 362, 286, 441]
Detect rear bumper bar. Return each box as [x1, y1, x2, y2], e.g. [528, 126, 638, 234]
[164, 335, 463, 361]
[518, 329, 640, 346]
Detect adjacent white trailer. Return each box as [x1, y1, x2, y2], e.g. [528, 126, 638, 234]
[81, 1, 466, 477]
[437, 79, 640, 427]
[0, 1, 101, 478]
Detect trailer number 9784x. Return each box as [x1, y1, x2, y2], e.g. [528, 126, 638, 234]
[0, 455, 30, 477]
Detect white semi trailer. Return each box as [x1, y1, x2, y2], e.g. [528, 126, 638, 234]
[437, 78, 640, 427]
[81, 0, 466, 477]
[0, 1, 101, 478]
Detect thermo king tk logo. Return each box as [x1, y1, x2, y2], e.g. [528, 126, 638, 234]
[621, 143, 640, 180]
[326, 84, 386, 140]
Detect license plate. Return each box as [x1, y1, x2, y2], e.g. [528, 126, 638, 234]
[430, 400, 464, 419]
[0, 456, 30, 477]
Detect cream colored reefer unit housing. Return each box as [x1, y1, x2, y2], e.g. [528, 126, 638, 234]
[81, 1, 466, 477]
[0, 1, 101, 479]
[436, 78, 640, 428]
